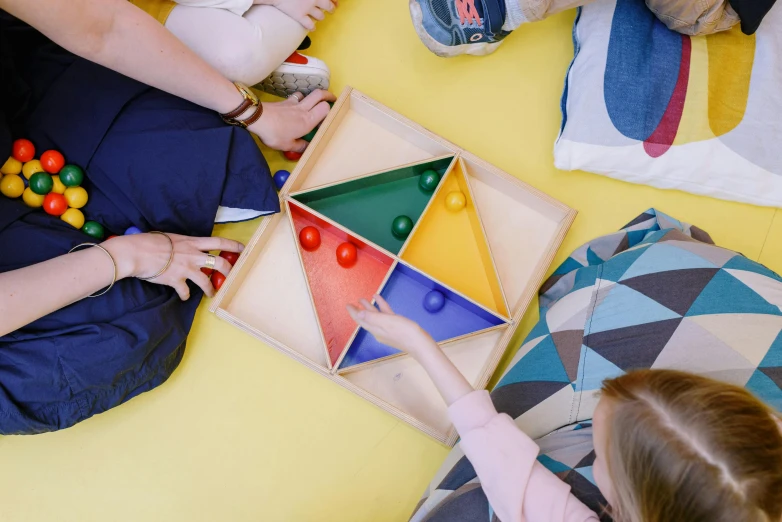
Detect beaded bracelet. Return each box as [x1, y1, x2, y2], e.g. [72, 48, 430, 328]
[68, 243, 117, 297]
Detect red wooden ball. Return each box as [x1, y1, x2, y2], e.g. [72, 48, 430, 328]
[284, 150, 303, 161]
[40, 150, 65, 174]
[42, 193, 68, 216]
[12, 139, 35, 163]
[211, 271, 226, 290]
[219, 250, 240, 266]
[336, 242, 358, 268]
[299, 226, 321, 251]
[201, 268, 214, 276]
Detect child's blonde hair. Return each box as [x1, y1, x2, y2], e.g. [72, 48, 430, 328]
[600, 369, 782, 522]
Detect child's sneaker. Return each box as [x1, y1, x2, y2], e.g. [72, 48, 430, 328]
[255, 52, 330, 98]
[409, 0, 511, 57]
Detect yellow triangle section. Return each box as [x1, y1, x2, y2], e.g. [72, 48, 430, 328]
[400, 161, 509, 317]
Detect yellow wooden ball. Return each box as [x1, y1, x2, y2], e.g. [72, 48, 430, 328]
[64, 186, 88, 209]
[22, 159, 45, 179]
[444, 191, 466, 212]
[0, 174, 25, 198]
[51, 175, 67, 194]
[61, 208, 85, 230]
[22, 187, 46, 208]
[1, 156, 22, 175]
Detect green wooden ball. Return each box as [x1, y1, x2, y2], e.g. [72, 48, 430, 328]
[418, 170, 440, 192]
[82, 220, 105, 240]
[391, 215, 414, 240]
[29, 172, 54, 195]
[59, 164, 84, 187]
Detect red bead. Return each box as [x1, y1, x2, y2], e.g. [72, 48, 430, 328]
[219, 250, 240, 266]
[284, 150, 303, 161]
[42, 193, 68, 216]
[336, 242, 358, 268]
[201, 268, 214, 276]
[211, 271, 226, 290]
[12, 139, 35, 163]
[40, 150, 65, 174]
[299, 226, 321, 251]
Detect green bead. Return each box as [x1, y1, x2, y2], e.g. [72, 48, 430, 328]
[302, 126, 318, 142]
[82, 220, 105, 240]
[418, 170, 440, 193]
[29, 172, 54, 195]
[59, 164, 84, 187]
[391, 215, 414, 240]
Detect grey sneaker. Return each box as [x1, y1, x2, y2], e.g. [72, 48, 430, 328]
[255, 52, 330, 98]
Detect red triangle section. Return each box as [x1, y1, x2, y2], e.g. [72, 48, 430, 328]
[288, 200, 394, 368]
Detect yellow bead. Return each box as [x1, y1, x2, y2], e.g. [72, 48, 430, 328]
[22, 159, 45, 179]
[64, 186, 89, 209]
[51, 175, 67, 194]
[22, 187, 46, 207]
[61, 208, 85, 230]
[0, 174, 25, 198]
[444, 191, 466, 212]
[1, 156, 22, 175]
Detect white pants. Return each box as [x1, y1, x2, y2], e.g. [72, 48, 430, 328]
[165, 0, 307, 86]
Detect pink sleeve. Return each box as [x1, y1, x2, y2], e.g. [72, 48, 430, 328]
[449, 390, 600, 522]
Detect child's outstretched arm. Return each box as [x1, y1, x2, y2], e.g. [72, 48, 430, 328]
[347, 296, 600, 522]
[347, 295, 472, 406]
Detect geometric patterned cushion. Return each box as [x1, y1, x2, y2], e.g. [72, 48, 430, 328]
[411, 209, 782, 522]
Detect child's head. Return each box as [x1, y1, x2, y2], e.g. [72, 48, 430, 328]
[591, 369, 782, 522]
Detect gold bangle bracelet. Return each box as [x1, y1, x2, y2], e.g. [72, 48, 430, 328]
[138, 231, 174, 281]
[69, 243, 118, 298]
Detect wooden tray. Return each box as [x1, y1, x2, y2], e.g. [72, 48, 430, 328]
[210, 87, 576, 446]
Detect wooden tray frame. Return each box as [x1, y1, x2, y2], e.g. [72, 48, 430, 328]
[210, 87, 576, 446]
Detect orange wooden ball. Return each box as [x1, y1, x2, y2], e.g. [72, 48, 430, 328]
[299, 226, 321, 251]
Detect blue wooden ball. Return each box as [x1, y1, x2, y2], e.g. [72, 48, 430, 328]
[273, 170, 291, 191]
[125, 226, 142, 235]
[423, 290, 446, 313]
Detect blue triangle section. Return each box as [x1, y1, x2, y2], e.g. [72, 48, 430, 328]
[746, 370, 782, 411]
[723, 255, 782, 283]
[525, 314, 550, 343]
[499, 335, 570, 385]
[686, 270, 782, 317]
[537, 454, 572, 474]
[600, 245, 650, 282]
[627, 229, 649, 247]
[576, 346, 625, 391]
[589, 284, 680, 334]
[573, 265, 600, 292]
[760, 330, 782, 368]
[575, 466, 596, 485]
[587, 247, 604, 266]
[620, 243, 716, 281]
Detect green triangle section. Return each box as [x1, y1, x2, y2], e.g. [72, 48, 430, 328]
[291, 156, 454, 254]
[400, 163, 509, 317]
[287, 200, 394, 368]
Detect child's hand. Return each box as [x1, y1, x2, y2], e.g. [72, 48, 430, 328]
[347, 295, 438, 359]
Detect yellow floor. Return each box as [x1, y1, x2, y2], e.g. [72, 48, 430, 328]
[1, 2, 780, 521]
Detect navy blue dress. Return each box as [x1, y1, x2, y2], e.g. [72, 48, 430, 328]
[0, 15, 279, 434]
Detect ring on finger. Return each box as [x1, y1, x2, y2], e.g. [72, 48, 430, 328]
[288, 92, 304, 102]
[203, 253, 217, 270]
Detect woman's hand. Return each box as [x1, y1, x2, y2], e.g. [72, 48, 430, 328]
[103, 233, 244, 300]
[347, 295, 439, 359]
[249, 89, 336, 153]
[256, 0, 337, 31]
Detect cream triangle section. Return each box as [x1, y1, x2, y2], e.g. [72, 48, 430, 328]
[299, 94, 454, 190]
[225, 212, 327, 367]
[342, 329, 504, 435]
[688, 314, 782, 367]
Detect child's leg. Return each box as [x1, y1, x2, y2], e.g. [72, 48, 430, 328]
[645, 0, 739, 35]
[164, 4, 306, 86]
[509, 0, 594, 26]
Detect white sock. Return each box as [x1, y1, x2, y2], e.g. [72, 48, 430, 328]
[502, 0, 528, 31]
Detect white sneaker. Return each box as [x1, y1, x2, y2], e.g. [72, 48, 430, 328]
[255, 52, 330, 97]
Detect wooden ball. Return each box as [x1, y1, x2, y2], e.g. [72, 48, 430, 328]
[336, 242, 358, 268]
[299, 226, 321, 251]
[418, 170, 440, 192]
[391, 215, 413, 240]
[445, 191, 466, 212]
[423, 290, 446, 313]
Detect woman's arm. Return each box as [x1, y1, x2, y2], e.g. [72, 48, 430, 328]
[0, 233, 243, 337]
[0, 0, 336, 152]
